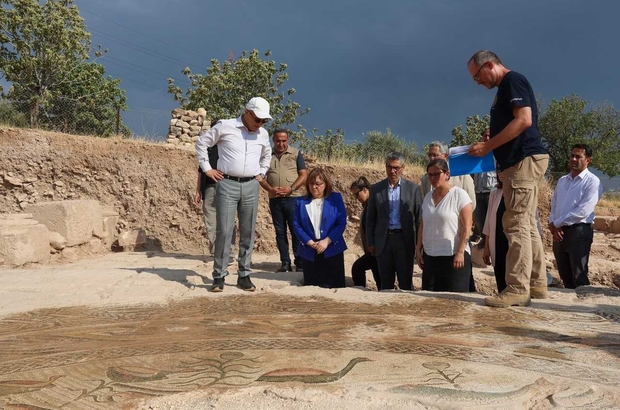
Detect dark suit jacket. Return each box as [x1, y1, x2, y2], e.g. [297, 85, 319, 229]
[366, 178, 422, 256]
[293, 192, 348, 261]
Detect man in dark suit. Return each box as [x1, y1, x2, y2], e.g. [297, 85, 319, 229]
[366, 152, 422, 291]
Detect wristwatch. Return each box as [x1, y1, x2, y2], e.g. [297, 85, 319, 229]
[259, 173, 265, 179]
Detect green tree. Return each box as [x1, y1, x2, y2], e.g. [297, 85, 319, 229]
[539, 94, 620, 178]
[357, 128, 421, 165]
[450, 115, 490, 147]
[168, 49, 309, 139]
[0, 0, 127, 135]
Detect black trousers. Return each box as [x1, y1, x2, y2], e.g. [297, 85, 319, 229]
[377, 232, 414, 290]
[351, 252, 381, 289]
[422, 252, 472, 292]
[552, 223, 593, 289]
[303, 252, 345, 288]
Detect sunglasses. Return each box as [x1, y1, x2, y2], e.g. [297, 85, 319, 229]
[248, 110, 269, 124]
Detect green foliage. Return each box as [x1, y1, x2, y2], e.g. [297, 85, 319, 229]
[0, 0, 127, 136]
[293, 127, 424, 165]
[539, 94, 620, 178]
[450, 115, 490, 147]
[356, 129, 422, 164]
[168, 49, 309, 140]
[0, 99, 27, 126]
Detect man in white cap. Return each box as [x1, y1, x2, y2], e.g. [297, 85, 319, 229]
[196, 97, 272, 292]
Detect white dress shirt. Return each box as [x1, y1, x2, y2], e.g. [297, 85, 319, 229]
[195, 117, 271, 177]
[421, 186, 472, 257]
[549, 168, 602, 227]
[306, 198, 324, 240]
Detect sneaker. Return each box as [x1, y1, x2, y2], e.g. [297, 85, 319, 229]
[211, 278, 224, 292]
[276, 262, 292, 272]
[237, 275, 256, 292]
[485, 291, 531, 307]
[530, 287, 548, 299]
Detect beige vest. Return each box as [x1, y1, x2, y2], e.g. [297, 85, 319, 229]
[266, 147, 303, 198]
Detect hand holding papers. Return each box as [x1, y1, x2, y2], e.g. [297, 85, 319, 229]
[448, 145, 495, 176]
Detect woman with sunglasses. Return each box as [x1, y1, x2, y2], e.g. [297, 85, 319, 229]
[415, 159, 474, 292]
[293, 168, 347, 288]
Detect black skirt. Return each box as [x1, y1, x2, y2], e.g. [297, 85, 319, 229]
[422, 252, 472, 292]
[303, 252, 345, 288]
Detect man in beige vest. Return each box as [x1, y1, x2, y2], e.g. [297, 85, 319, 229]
[260, 129, 308, 272]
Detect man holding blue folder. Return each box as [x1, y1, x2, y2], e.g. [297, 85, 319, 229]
[467, 50, 549, 307]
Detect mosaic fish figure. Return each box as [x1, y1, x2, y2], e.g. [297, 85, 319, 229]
[0, 375, 64, 397]
[257, 357, 371, 383]
[106, 366, 169, 383]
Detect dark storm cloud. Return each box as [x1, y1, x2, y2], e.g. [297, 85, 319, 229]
[80, 0, 620, 150]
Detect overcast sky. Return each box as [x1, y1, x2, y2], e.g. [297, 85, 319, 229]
[78, 0, 619, 185]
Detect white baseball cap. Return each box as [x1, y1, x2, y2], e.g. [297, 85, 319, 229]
[245, 97, 272, 119]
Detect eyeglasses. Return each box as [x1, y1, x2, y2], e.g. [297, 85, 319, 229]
[386, 165, 404, 171]
[473, 62, 488, 82]
[310, 181, 325, 186]
[248, 110, 269, 124]
[352, 190, 363, 198]
[426, 171, 444, 178]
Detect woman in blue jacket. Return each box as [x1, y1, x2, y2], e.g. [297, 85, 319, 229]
[293, 168, 347, 288]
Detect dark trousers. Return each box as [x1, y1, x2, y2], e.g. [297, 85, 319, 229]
[303, 252, 345, 288]
[377, 232, 414, 290]
[269, 197, 302, 267]
[422, 252, 472, 292]
[552, 223, 593, 289]
[474, 192, 491, 241]
[352, 252, 381, 289]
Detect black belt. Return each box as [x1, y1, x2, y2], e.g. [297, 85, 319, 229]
[563, 223, 591, 230]
[223, 174, 255, 183]
[388, 229, 403, 234]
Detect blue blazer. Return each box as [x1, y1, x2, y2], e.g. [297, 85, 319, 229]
[293, 192, 348, 261]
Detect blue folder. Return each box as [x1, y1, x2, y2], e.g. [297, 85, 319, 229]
[448, 145, 495, 176]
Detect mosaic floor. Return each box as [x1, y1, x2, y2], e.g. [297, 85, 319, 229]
[1, 294, 619, 409]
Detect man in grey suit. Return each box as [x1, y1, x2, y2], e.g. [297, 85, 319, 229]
[366, 152, 423, 291]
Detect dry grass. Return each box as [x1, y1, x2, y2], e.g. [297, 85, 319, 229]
[598, 192, 620, 209]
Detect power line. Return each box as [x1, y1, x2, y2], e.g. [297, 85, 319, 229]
[80, 8, 205, 60]
[91, 28, 201, 72]
[104, 69, 164, 91]
[103, 55, 176, 81]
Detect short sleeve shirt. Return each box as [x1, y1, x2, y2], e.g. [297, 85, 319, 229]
[421, 187, 472, 257]
[490, 71, 547, 170]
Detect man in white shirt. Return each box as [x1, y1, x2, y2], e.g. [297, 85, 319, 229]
[549, 144, 602, 289]
[196, 97, 272, 292]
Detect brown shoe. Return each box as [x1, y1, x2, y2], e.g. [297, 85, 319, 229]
[485, 291, 531, 307]
[530, 287, 548, 299]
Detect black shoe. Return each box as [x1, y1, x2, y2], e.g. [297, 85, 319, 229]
[237, 275, 256, 291]
[211, 277, 224, 292]
[276, 262, 292, 272]
[295, 265, 303, 272]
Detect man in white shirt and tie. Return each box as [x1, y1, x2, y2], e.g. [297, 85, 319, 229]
[196, 97, 272, 292]
[549, 143, 602, 289]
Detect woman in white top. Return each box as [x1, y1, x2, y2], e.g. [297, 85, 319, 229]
[415, 159, 473, 292]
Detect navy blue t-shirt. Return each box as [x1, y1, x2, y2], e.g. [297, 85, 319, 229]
[489, 71, 547, 170]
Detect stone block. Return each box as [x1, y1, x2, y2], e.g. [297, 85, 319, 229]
[102, 208, 120, 248]
[49, 231, 67, 250]
[0, 221, 50, 266]
[610, 220, 620, 234]
[593, 216, 616, 232]
[27, 200, 103, 247]
[118, 229, 147, 249]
